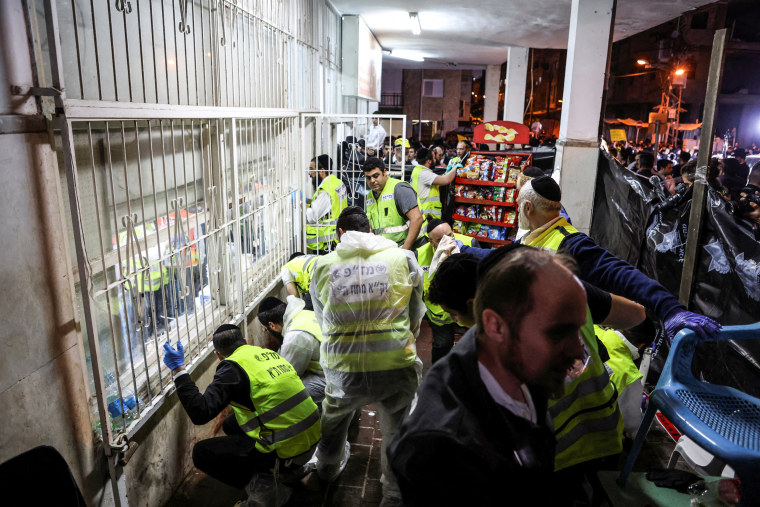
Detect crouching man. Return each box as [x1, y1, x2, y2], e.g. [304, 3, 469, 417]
[257, 295, 326, 405]
[162, 324, 321, 506]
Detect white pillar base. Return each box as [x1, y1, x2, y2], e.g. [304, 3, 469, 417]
[555, 140, 600, 235]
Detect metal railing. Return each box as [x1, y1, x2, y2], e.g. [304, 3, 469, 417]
[33, 0, 333, 459]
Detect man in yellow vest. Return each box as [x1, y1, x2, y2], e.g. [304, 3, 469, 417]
[280, 252, 318, 310]
[118, 222, 171, 339]
[306, 155, 348, 254]
[517, 176, 720, 343]
[162, 324, 321, 506]
[258, 296, 325, 404]
[410, 148, 458, 222]
[310, 206, 424, 503]
[416, 219, 476, 363]
[362, 157, 423, 250]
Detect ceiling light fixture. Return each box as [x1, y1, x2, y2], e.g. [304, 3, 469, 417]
[409, 12, 421, 36]
[391, 50, 424, 62]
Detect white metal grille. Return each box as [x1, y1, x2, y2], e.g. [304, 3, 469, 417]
[36, 0, 337, 450]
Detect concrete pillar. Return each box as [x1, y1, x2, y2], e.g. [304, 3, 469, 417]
[503, 47, 529, 122]
[483, 64, 502, 122]
[555, 0, 615, 233]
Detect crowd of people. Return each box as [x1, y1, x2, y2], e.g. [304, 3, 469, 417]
[157, 121, 729, 506]
[606, 139, 760, 238]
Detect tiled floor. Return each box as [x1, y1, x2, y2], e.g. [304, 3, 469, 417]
[166, 321, 683, 506]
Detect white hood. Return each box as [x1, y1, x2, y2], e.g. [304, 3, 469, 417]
[336, 230, 398, 253]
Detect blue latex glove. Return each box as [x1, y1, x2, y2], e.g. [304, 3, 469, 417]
[163, 340, 185, 370]
[454, 240, 464, 249]
[663, 310, 721, 341]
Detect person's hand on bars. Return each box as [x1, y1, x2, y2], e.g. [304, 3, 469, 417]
[663, 309, 721, 342]
[163, 339, 185, 371]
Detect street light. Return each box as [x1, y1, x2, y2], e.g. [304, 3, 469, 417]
[636, 59, 648, 66]
[674, 68, 685, 76]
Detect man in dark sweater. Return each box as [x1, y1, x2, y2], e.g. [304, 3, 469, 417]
[389, 248, 587, 505]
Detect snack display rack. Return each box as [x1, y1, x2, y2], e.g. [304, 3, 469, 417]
[452, 151, 533, 246]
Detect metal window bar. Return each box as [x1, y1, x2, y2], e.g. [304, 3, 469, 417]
[49, 0, 319, 109]
[300, 114, 407, 253]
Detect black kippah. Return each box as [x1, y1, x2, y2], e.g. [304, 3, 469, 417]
[214, 323, 240, 334]
[426, 218, 446, 235]
[531, 176, 561, 202]
[476, 243, 526, 282]
[258, 296, 284, 314]
[522, 166, 544, 178]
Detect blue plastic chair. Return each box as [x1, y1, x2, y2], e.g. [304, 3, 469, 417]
[617, 323, 760, 505]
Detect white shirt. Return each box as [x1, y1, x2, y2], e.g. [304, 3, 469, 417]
[366, 123, 387, 149]
[306, 191, 332, 223]
[478, 361, 537, 423]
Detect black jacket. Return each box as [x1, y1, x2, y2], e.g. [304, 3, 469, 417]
[388, 328, 556, 506]
[174, 360, 254, 425]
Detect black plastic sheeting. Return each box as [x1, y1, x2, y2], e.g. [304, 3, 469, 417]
[590, 151, 760, 395]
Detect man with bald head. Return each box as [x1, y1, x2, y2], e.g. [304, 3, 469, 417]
[415, 219, 477, 362]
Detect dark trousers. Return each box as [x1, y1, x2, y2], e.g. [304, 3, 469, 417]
[192, 415, 278, 489]
[430, 322, 458, 364]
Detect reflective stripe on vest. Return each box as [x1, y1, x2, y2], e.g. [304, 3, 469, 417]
[306, 174, 348, 251]
[283, 255, 318, 294]
[549, 309, 623, 471]
[313, 247, 417, 374]
[525, 217, 579, 252]
[410, 165, 442, 219]
[285, 308, 323, 375]
[226, 345, 321, 459]
[416, 233, 474, 325]
[366, 178, 409, 246]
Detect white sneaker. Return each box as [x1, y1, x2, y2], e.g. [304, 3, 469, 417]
[317, 440, 351, 482]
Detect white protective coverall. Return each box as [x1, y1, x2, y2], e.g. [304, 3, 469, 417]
[309, 230, 425, 500]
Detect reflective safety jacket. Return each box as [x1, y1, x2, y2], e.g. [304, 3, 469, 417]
[306, 174, 347, 251]
[524, 217, 579, 252]
[282, 254, 318, 294]
[283, 304, 324, 375]
[225, 345, 321, 459]
[366, 178, 409, 246]
[118, 225, 170, 293]
[549, 311, 623, 471]
[311, 231, 423, 379]
[410, 165, 442, 220]
[525, 220, 623, 469]
[416, 233, 474, 326]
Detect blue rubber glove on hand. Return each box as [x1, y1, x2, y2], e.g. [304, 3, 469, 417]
[454, 240, 464, 250]
[663, 310, 721, 342]
[163, 340, 185, 370]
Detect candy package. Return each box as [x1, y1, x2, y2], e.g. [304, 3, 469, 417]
[480, 206, 497, 222]
[492, 187, 506, 202]
[452, 220, 465, 234]
[495, 208, 504, 222]
[504, 188, 516, 204]
[508, 167, 521, 183]
[466, 223, 481, 236]
[467, 187, 480, 200]
[481, 188, 494, 201]
[454, 185, 466, 197]
[479, 160, 493, 180]
[455, 205, 468, 217]
[500, 227, 511, 241]
[488, 227, 502, 240]
[476, 225, 490, 238]
[465, 205, 479, 219]
[503, 210, 517, 225]
[492, 165, 507, 182]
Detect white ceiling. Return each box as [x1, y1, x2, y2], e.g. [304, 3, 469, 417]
[330, 0, 716, 67]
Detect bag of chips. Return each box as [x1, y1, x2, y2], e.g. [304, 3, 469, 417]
[504, 188, 516, 204]
[492, 187, 506, 201]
